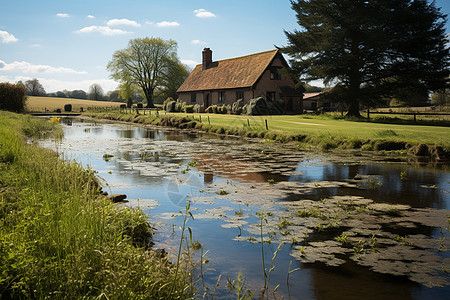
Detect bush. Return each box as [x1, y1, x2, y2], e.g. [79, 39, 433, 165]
[193, 104, 202, 113]
[231, 99, 244, 115]
[183, 105, 194, 113]
[0, 83, 27, 113]
[206, 105, 218, 114]
[244, 97, 284, 115]
[64, 104, 72, 112]
[217, 105, 228, 114]
[163, 97, 174, 109]
[175, 99, 185, 112]
[165, 101, 176, 112]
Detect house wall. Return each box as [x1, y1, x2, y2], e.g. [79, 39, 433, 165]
[179, 56, 303, 113]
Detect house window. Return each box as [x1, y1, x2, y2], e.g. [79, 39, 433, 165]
[270, 67, 281, 80]
[191, 93, 196, 103]
[218, 91, 225, 103]
[236, 91, 244, 101]
[266, 91, 276, 102]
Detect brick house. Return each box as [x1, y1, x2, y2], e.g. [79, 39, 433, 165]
[177, 48, 304, 114]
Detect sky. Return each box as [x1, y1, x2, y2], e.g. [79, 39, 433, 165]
[1, 0, 449, 93]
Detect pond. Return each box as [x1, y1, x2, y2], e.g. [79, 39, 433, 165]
[40, 117, 450, 299]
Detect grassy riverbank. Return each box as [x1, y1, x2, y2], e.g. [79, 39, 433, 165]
[85, 110, 450, 153]
[0, 111, 191, 299]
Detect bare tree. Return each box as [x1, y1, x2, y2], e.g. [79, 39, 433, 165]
[88, 84, 104, 101]
[24, 78, 46, 96]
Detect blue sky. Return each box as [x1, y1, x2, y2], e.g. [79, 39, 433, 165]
[1, 0, 449, 93]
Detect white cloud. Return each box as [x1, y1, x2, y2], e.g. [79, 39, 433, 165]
[0, 60, 87, 75]
[76, 26, 131, 36]
[191, 39, 206, 45]
[181, 59, 199, 67]
[107, 18, 141, 27]
[56, 13, 70, 18]
[30, 44, 41, 48]
[87, 15, 95, 19]
[0, 75, 118, 93]
[194, 9, 216, 18]
[145, 21, 154, 25]
[156, 21, 180, 27]
[0, 30, 18, 43]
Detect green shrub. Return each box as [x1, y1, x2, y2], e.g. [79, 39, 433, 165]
[244, 97, 284, 115]
[163, 97, 174, 108]
[165, 101, 176, 112]
[183, 105, 194, 113]
[206, 105, 218, 114]
[231, 99, 244, 115]
[193, 104, 202, 113]
[0, 82, 27, 113]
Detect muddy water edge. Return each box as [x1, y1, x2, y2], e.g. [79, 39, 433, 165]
[39, 117, 450, 300]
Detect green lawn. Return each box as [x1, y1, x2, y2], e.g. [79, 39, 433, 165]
[161, 112, 450, 149]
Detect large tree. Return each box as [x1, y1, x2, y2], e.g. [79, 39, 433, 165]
[107, 37, 181, 108]
[88, 83, 104, 101]
[155, 62, 190, 102]
[24, 78, 46, 96]
[283, 0, 450, 117]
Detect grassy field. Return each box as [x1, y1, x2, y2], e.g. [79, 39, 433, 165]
[0, 111, 192, 299]
[86, 110, 450, 151]
[26, 96, 123, 112]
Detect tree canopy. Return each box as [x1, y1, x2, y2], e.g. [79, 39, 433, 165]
[283, 0, 450, 116]
[88, 84, 104, 101]
[107, 37, 183, 108]
[23, 79, 46, 96]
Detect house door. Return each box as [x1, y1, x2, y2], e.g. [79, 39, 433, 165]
[205, 94, 210, 108]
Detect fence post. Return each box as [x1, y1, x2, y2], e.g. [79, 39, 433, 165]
[247, 119, 250, 127]
[199, 115, 202, 122]
[414, 113, 416, 122]
[265, 119, 269, 130]
[208, 116, 210, 125]
[367, 109, 370, 120]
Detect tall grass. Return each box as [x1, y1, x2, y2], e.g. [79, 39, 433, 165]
[0, 111, 192, 299]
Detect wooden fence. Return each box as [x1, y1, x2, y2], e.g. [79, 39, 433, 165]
[366, 109, 450, 122]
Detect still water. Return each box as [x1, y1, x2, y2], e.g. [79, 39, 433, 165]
[40, 117, 450, 299]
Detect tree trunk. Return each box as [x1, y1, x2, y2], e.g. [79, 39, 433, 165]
[345, 100, 362, 118]
[144, 88, 155, 108]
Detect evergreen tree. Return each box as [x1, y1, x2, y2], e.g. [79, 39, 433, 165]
[284, 0, 450, 117]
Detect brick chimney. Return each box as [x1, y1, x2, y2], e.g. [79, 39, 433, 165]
[202, 48, 212, 70]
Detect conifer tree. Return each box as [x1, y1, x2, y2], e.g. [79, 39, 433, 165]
[284, 0, 450, 117]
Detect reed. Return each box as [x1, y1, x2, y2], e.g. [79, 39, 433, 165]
[0, 111, 192, 299]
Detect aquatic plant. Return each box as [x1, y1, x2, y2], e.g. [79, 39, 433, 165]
[215, 189, 229, 195]
[336, 233, 349, 245]
[277, 217, 293, 229]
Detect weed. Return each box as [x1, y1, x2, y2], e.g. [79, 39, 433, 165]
[215, 189, 229, 196]
[103, 153, 114, 161]
[268, 179, 275, 184]
[395, 234, 414, 245]
[187, 161, 198, 167]
[235, 205, 243, 216]
[336, 233, 350, 245]
[277, 217, 293, 229]
[400, 170, 408, 180]
[368, 179, 383, 189]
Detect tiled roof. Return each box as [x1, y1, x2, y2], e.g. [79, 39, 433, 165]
[177, 49, 279, 92]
